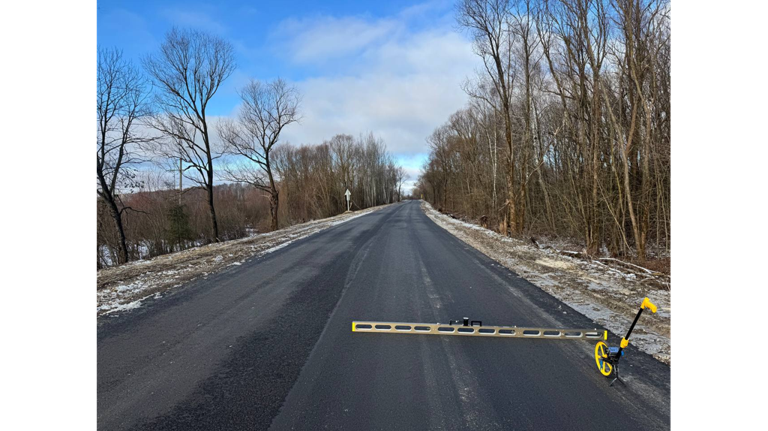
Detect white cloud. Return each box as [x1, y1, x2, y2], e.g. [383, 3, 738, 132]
[275, 11, 478, 164]
[136, 3, 478, 196]
[274, 16, 402, 64]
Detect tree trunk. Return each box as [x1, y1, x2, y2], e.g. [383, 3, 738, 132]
[270, 190, 279, 231]
[206, 181, 219, 242]
[106, 197, 129, 265]
[506, 162, 517, 235]
[97, 242, 102, 269]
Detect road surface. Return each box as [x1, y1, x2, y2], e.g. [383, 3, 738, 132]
[98, 200, 670, 430]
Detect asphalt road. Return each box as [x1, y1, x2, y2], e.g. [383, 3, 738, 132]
[98, 200, 670, 430]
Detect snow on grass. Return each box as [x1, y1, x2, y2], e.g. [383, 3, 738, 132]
[97, 203, 394, 316]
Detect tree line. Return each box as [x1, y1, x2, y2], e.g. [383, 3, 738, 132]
[97, 28, 404, 267]
[274, 133, 406, 221]
[415, 0, 669, 262]
[97, 178, 263, 267]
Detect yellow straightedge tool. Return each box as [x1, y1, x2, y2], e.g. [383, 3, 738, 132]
[353, 298, 657, 384]
[352, 317, 606, 340]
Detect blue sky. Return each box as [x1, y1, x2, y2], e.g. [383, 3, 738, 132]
[98, 0, 479, 191]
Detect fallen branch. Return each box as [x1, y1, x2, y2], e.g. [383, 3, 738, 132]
[599, 257, 652, 273]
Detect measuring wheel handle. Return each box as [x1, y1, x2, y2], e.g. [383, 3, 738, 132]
[641, 297, 657, 313]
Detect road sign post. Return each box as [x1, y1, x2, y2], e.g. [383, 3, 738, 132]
[345, 189, 351, 212]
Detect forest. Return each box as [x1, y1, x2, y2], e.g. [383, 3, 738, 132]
[415, 0, 670, 265]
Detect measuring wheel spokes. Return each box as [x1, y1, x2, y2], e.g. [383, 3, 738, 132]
[594, 341, 613, 377]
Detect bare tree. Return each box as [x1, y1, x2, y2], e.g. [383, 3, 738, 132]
[219, 78, 301, 231]
[458, 0, 523, 235]
[97, 48, 150, 265]
[273, 135, 401, 222]
[143, 27, 235, 242]
[395, 166, 407, 202]
[329, 134, 357, 193]
[419, 0, 670, 264]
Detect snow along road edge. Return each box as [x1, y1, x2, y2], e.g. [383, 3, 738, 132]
[97, 204, 395, 316]
[420, 201, 670, 364]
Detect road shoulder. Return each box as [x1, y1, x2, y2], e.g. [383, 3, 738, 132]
[97, 204, 394, 316]
[420, 201, 670, 364]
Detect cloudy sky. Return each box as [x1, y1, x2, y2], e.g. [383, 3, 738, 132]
[98, 0, 479, 192]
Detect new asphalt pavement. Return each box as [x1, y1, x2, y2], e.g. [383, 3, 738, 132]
[98, 200, 670, 430]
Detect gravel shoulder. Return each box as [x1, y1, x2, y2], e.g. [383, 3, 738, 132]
[96, 205, 393, 316]
[421, 201, 671, 364]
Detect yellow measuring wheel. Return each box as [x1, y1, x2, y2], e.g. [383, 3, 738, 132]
[594, 297, 657, 385]
[594, 341, 613, 377]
